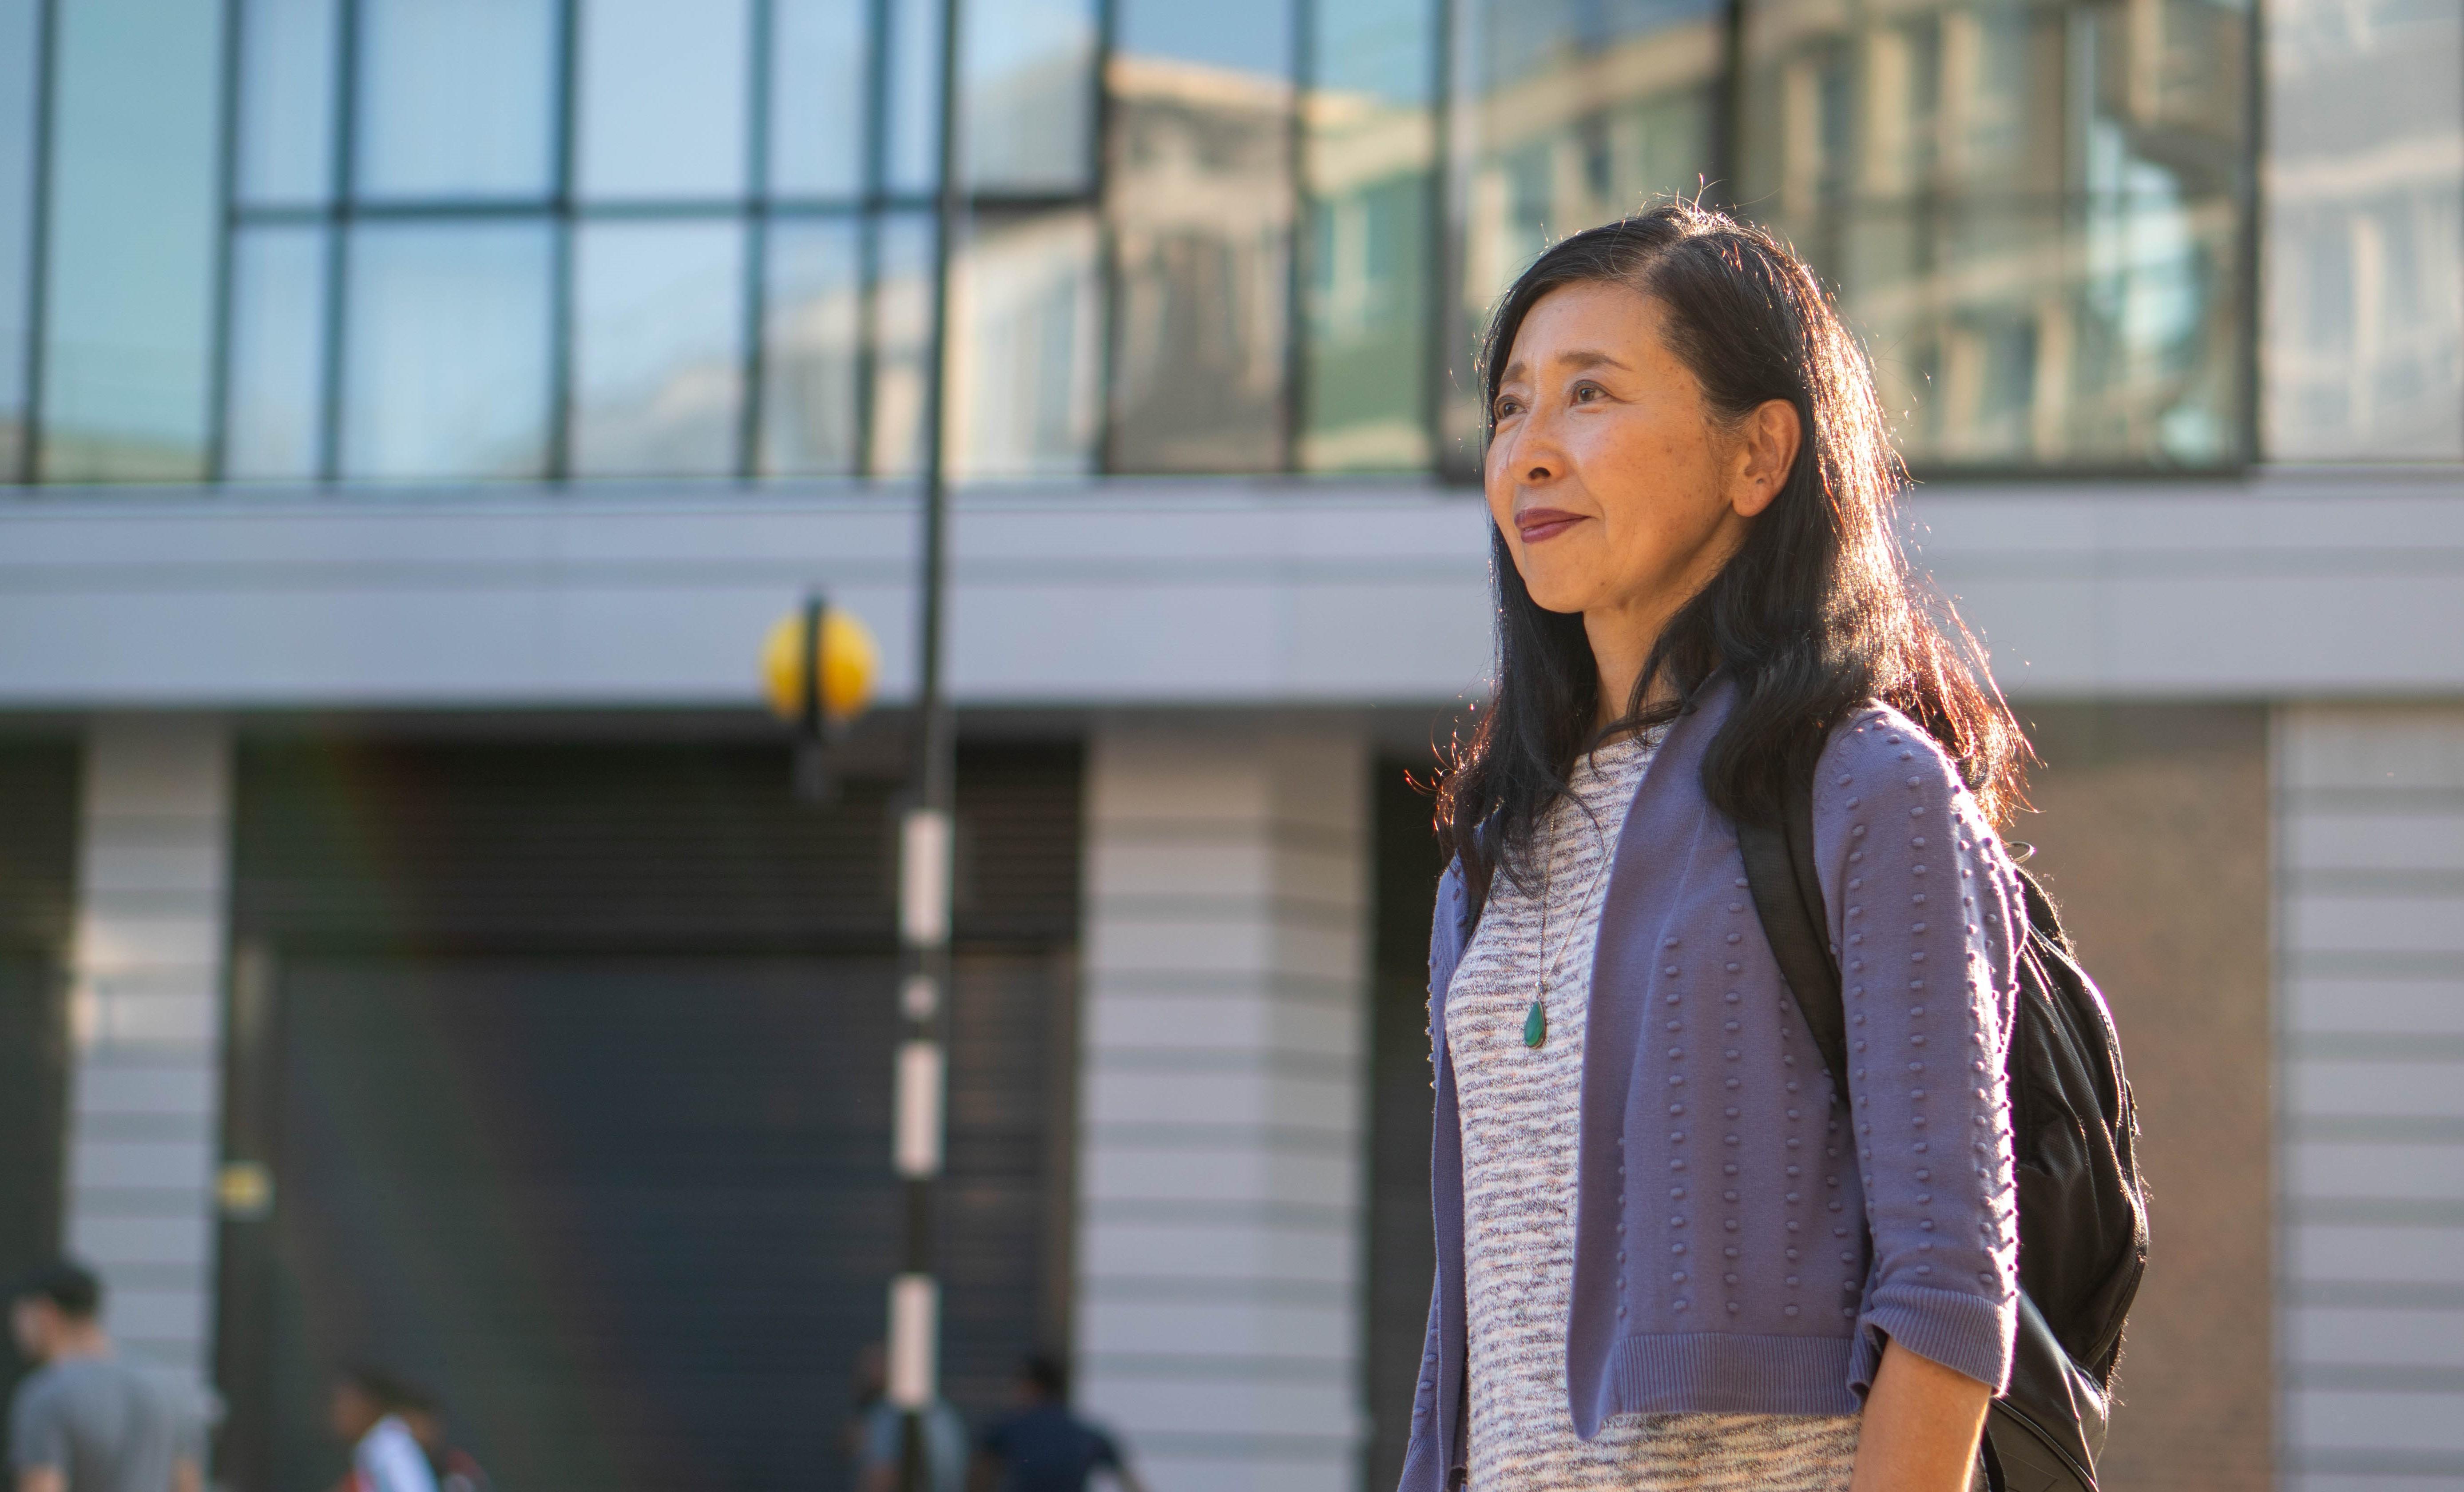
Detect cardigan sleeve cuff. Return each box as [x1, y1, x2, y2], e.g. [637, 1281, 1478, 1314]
[1851, 1282, 2017, 1397]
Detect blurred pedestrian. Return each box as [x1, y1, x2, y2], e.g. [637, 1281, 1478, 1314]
[6, 1260, 203, 1492]
[392, 1386, 488, 1492]
[325, 1368, 436, 1492]
[972, 1356, 1144, 1492]
[847, 1344, 968, 1492]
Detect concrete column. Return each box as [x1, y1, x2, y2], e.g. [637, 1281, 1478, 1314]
[63, 716, 231, 1392]
[1077, 720, 1372, 1492]
[2273, 704, 2464, 1488]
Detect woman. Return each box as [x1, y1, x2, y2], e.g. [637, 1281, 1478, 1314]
[1398, 203, 2030, 1492]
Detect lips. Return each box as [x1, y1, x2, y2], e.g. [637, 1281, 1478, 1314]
[1515, 507, 1585, 543]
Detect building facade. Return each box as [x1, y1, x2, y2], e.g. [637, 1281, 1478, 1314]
[0, 0, 2458, 1489]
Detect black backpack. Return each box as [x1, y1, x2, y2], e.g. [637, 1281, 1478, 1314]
[1738, 768, 2150, 1492]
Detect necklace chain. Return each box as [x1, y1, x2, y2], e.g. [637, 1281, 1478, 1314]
[1530, 770, 1621, 1046]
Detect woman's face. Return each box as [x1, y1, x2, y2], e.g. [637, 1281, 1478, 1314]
[1484, 280, 1793, 629]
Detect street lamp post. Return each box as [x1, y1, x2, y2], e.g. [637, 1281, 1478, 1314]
[890, 0, 967, 1480]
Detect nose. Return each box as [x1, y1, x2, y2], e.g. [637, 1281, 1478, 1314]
[1493, 415, 1563, 489]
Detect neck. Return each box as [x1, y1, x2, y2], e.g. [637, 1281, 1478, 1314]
[1583, 601, 1680, 732]
[44, 1322, 110, 1362]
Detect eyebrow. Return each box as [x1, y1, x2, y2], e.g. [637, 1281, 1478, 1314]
[1496, 349, 1633, 387]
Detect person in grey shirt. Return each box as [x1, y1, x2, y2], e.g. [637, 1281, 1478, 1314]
[8, 1262, 200, 1492]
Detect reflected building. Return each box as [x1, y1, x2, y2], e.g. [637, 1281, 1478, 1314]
[0, 2, 2460, 1492]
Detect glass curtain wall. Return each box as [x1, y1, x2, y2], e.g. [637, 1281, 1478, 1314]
[0, 0, 2259, 485]
[2263, 0, 2463, 460]
[0, 0, 41, 479]
[1445, 0, 1727, 467]
[1738, 0, 2252, 466]
[210, 0, 1101, 485]
[1301, 0, 1443, 471]
[1105, 0, 1299, 471]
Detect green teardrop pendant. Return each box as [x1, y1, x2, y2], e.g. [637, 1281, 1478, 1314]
[1523, 998, 1547, 1048]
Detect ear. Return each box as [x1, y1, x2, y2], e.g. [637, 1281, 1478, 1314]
[1728, 399, 1802, 519]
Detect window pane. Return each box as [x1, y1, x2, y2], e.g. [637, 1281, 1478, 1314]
[1301, 0, 1435, 471]
[39, 0, 224, 481]
[571, 221, 746, 477]
[868, 213, 933, 477]
[342, 222, 552, 480]
[2265, 0, 2463, 459]
[1742, 0, 2251, 467]
[952, 210, 1099, 477]
[1449, 0, 1722, 459]
[224, 225, 328, 480]
[0, 0, 40, 475]
[760, 219, 861, 475]
[356, 0, 557, 200]
[884, 0, 946, 195]
[236, 0, 336, 205]
[769, 0, 867, 198]
[1105, 0, 1295, 472]
[965, 0, 1097, 191]
[577, 0, 750, 201]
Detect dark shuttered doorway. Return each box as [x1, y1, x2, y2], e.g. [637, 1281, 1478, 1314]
[217, 738, 1080, 1492]
[0, 741, 77, 1476]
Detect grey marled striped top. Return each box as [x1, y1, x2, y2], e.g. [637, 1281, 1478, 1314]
[1445, 730, 1862, 1489]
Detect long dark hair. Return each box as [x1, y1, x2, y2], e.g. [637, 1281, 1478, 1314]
[1436, 202, 2027, 910]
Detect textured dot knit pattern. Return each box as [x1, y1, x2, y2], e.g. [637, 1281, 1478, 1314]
[1448, 732, 1861, 1490]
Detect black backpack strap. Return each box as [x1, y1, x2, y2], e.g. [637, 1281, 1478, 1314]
[1736, 764, 1853, 1108]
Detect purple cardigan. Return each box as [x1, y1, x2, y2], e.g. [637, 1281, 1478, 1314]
[1397, 684, 2025, 1489]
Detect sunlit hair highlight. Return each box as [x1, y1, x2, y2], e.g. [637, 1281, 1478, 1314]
[1436, 201, 2028, 911]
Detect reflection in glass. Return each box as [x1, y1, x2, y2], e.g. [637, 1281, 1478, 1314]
[1106, 0, 1295, 472]
[869, 214, 934, 477]
[770, 0, 867, 199]
[342, 223, 553, 480]
[761, 220, 862, 475]
[0, 0, 39, 475]
[224, 226, 328, 480]
[884, 0, 946, 195]
[570, 221, 746, 477]
[2265, 0, 2463, 458]
[1741, 0, 2249, 466]
[1301, 0, 1436, 470]
[577, 0, 750, 201]
[1448, 0, 1721, 455]
[951, 211, 1100, 477]
[39, 0, 224, 480]
[236, 0, 336, 205]
[356, 0, 557, 200]
[965, 0, 1098, 191]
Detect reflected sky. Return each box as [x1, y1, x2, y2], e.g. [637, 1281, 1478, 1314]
[356, 0, 558, 200]
[224, 226, 327, 481]
[0, 0, 38, 468]
[236, 0, 335, 205]
[578, 0, 751, 201]
[342, 223, 553, 480]
[1119, 0, 1291, 75]
[570, 221, 746, 477]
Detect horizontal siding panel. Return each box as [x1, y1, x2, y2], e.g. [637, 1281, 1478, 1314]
[2285, 979, 2464, 1036]
[2287, 1306, 2464, 1370]
[2288, 895, 2464, 955]
[2285, 809, 2464, 873]
[2287, 1058, 2464, 1120]
[2285, 1142, 2464, 1202]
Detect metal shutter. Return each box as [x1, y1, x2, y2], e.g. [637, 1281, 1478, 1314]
[220, 738, 1079, 1492]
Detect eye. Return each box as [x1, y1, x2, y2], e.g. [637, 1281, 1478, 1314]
[1571, 380, 1606, 403]
[1493, 395, 1524, 420]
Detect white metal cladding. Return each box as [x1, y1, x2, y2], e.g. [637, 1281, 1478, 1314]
[1076, 722, 1373, 1492]
[0, 469, 2460, 709]
[62, 716, 231, 1395]
[2274, 704, 2464, 1488]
